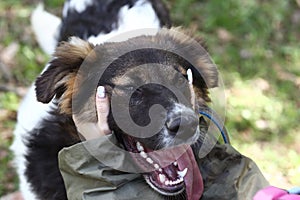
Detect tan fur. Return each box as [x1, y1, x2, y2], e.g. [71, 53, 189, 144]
[55, 37, 95, 62]
[54, 37, 94, 114]
[177, 65, 187, 75]
[60, 73, 78, 115]
[44, 29, 218, 123]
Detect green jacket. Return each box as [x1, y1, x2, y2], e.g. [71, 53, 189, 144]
[58, 134, 269, 200]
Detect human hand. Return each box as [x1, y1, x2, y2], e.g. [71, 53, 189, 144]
[73, 86, 111, 140]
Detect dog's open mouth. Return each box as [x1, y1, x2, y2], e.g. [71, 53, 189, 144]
[119, 134, 203, 198]
[137, 141, 187, 196]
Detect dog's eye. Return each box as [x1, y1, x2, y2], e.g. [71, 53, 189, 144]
[130, 88, 144, 106]
[125, 86, 135, 92]
[113, 85, 136, 96]
[119, 85, 135, 92]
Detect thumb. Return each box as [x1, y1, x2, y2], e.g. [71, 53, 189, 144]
[96, 86, 111, 135]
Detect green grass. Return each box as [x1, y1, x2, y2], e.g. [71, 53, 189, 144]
[1, 0, 300, 197]
[0, 93, 18, 195]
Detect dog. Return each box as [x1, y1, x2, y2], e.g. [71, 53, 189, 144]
[11, 0, 219, 199]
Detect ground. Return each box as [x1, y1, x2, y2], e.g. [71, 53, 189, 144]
[0, 0, 299, 198]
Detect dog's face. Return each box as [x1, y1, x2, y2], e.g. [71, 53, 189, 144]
[110, 53, 199, 147]
[35, 29, 218, 199]
[109, 62, 203, 198]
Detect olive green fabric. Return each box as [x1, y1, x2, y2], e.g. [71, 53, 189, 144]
[58, 134, 269, 200]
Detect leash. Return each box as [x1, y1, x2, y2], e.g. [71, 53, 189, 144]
[198, 106, 230, 144]
[187, 68, 230, 144]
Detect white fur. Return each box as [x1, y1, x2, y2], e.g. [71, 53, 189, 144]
[14, 1, 161, 199]
[68, 36, 88, 47]
[31, 4, 61, 55]
[161, 103, 200, 147]
[32, 0, 160, 54]
[10, 83, 55, 200]
[88, 0, 160, 44]
[63, 0, 93, 17]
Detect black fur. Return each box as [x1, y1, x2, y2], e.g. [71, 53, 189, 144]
[58, 0, 171, 42]
[23, 1, 207, 199]
[25, 110, 79, 200]
[29, 47, 205, 200]
[148, 0, 171, 27]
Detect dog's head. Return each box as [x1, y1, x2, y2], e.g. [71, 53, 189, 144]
[35, 29, 218, 199]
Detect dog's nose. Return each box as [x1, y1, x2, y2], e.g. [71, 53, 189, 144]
[166, 115, 198, 137]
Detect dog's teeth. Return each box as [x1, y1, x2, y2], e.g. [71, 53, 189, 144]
[154, 164, 160, 169]
[136, 142, 144, 152]
[178, 177, 184, 184]
[169, 180, 176, 186]
[176, 178, 183, 184]
[164, 178, 184, 186]
[146, 157, 153, 164]
[173, 161, 178, 166]
[140, 151, 147, 159]
[177, 168, 188, 178]
[165, 178, 184, 186]
[159, 174, 166, 183]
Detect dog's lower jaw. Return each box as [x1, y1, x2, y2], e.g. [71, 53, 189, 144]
[117, 128, 203, 199]
[144, 175, 185, 196]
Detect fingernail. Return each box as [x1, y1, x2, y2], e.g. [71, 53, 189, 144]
[187, 69, 193, 84]
[97, 86, 106, 98]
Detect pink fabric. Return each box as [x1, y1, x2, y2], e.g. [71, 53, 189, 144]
[279, 194, 300, 200]
[254, 186, 300, 200]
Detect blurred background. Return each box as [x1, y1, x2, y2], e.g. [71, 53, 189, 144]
[0, 0, 299, 197]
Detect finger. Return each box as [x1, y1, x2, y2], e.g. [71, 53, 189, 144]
[96, 86, 111, 135]
[187, 69, 196, 110]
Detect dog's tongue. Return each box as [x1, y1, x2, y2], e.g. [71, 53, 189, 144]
[146, 145, 203, 200]
[177, 146, 203, 200]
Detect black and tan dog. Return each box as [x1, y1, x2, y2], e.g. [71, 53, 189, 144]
[11, 0, 219, 200]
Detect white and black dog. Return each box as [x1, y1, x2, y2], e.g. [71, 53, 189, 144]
[11, 0, 221, 199]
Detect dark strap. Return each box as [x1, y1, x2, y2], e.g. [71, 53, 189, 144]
[198, 106, 230, 144]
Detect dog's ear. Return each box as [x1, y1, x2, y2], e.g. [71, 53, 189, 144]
[162, 28, 218, 103]
[157, 28, 218, 92]
[190, 52, 219, 103]
[35, 37, 94, 104]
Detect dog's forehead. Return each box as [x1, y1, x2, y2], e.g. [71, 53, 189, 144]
[112, 64, 187, 86]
